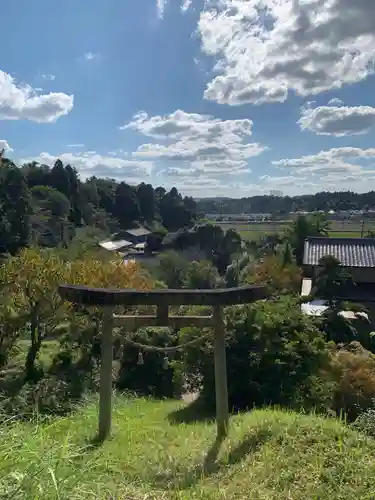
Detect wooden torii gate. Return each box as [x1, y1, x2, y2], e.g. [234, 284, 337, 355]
[58, 284, 266, 442]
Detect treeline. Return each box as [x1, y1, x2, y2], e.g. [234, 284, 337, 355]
[0, 153, 196, 254]
[197, 191, 375, 215]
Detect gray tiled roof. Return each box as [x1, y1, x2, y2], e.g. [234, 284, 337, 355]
[303, 237, 375, 268]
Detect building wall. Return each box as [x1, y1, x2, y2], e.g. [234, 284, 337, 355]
[348, 267, 375, 283]
[308, 265, 375, 284]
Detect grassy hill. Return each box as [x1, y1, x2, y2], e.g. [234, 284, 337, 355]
[1, 396, 375, 499]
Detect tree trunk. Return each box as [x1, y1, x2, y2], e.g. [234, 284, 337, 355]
[25, 310, 43, 381]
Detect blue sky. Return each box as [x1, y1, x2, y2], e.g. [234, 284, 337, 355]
[1, 0, 375, 197]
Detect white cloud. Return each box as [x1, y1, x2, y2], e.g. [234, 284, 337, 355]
[41, 74, 56, 81]
[0, 140, 13, 152]
[67, 144, 84, 148]
[83, 52, 100, 61]
[121, 109, 265, 175]
[156, 0, 166, 18]
[197, 0, 375, 105]
[0, 70, 73, 123]
[298, 104, 375, 136]
[181, 0, 192, 12]
[273, 147, 375, 181]
[260, 174, 307, 187]
[25, 151, 153, 183]
[328, 98, 344, 107]
[157, 0, 192, 18]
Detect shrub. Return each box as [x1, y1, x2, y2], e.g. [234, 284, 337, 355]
[0, 355, 99, 420]
[352, 408, 375, 438]
[183, 260, 220, 289]
[116, 327, 184, 398]
[181, 296, 330, 412]
[156, 251, 189, 288]
[244, 255, 302, 296]
[327, 342, 375, 421]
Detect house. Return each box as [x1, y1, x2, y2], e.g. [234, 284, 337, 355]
[301, 236, 375, 315]
[99, 226, 150, 255]
[303, 237, 375, 285]
[119, 227, 151, 244]
[99, 239, 133, 252]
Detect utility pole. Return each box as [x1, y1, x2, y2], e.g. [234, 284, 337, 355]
[361, 218, 365, 238]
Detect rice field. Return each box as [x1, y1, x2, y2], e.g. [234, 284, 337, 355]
[216, 219, 375, 241]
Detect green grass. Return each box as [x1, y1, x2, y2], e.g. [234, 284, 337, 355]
[1, 396, 375, 499]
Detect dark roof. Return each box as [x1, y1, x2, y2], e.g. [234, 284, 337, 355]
[303, 237, 375, 268]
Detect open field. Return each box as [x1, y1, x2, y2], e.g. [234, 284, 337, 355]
[217, 220, 375, 241]
[1, 396, 375, 499]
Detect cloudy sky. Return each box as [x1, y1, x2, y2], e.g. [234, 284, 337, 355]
[2, 0, 375, 197]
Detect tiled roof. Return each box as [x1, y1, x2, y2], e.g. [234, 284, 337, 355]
[303, 237, 375, 268]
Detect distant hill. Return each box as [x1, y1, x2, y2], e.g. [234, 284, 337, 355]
[196, 190, 375, 215]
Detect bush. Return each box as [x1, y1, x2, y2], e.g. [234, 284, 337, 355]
[183, 260, 220, 289]
[244, 255, 301, 296]
[352, 408, 375, 438]
[116, 327, 184, 398]
[327, 342, 375, 421]
[0, 355, 99, 420]
[181, 296, 330, 412]
[156, 251, 189, 288]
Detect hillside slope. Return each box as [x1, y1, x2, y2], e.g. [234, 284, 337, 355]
[1, 397, 375, 499]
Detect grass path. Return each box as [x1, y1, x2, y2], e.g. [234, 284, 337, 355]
[1, 396, 375, 499]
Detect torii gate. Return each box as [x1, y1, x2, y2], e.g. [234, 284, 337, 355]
[58, 284, 267, 442]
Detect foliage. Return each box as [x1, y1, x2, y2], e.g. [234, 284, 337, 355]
[183, 260, 220, 289]
[0, 248, 153, 379]
[0, 155, 197, 254]
[156, 251, 189, 288]
[0, 248, 73, 378]
[225, 252, 253, 287]
[197, 190, 375, 214]
[286, 214, 329, 264]
[313, 256, 354, 309]
[352, 408, 375, 438]
[244, 255, 301, 295]
[116, 327, 184, 398]
[327, 342, 375, 421]
[0, 358, 98, 420]
[181, 297, 329, 412]
[0, 159, 30, 254]
[169, 223, 242, 274]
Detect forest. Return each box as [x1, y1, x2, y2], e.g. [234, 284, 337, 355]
[0, 152, 197, 255]
[197, 190, 375, 214]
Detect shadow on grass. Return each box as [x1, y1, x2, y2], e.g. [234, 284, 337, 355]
[152, 428, 273, 490]
[167, 395, 216, 425]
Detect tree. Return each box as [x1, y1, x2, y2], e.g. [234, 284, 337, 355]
[0, 160, 30, 254]
[159, 188, 196, 231]
[180, 297, 329, 411]
[245, 255, 301, 295]
[137, 183, 157, 222]
[50, 159, 71, 199]
[22, 162, 52, 188]
[0, 248, 72, 379]
[313, 256, 354, 310]
[287, 214, 330, 265]
[30, 186, 71, 247]
[65, 164, 83, 226]
[183, 260, 220, 289]
[113, 182, 140, 229]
